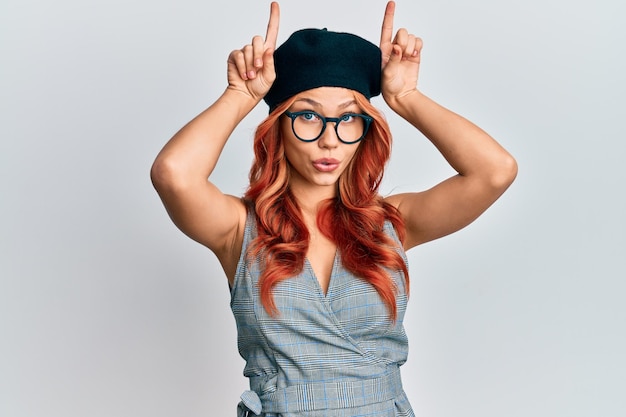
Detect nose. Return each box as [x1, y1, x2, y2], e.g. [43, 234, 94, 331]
[318, 122, 340, 149]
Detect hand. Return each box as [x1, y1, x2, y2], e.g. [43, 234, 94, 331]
[226, 2, 280, 102]
[379, 1, 423, 103]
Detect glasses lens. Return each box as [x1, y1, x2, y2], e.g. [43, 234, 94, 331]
[292, 112, 324, 141]
[336, 114, 366, 143]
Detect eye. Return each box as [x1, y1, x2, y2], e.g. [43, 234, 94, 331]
[297, 111, 321, 123]
[340, 113, 357, 123]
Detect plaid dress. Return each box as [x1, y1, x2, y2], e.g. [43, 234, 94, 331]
[230, 211, 414, 417]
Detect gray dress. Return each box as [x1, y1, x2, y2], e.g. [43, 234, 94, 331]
[230, 210, 414, 417]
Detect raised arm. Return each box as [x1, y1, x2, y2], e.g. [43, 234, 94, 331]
[379, 1, 518, 250]
[150, 2, 280, 279]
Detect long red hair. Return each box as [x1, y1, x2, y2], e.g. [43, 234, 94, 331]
[244, 92, 409, 319]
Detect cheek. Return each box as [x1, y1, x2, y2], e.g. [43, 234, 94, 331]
[340, 145, 363, 178]
[282, 138, 310, 173]
[282, 137, 299, 161]
[345, 144, 361, 164]
[280, 122, 298, 159]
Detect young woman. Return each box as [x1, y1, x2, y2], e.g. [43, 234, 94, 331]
[151, 2, 517, 415]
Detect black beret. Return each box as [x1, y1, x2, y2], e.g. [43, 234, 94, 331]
[264, 28, 382, 112]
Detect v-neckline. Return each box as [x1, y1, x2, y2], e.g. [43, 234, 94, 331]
[305, 251, 338, 299]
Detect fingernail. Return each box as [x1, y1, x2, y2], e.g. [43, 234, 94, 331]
[255, 58, 262, 68]
[248, 70, 256, 79]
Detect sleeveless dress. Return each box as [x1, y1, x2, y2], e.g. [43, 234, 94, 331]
[230, 210, 415, 417]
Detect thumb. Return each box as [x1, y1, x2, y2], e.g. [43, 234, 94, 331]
[388, 44, 403, 63]
[262, 47, 276, 83]
[263, 47, 275, 70]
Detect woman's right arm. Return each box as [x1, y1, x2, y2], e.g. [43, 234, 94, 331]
[150, 2, 280, 279]
[150, 91, 256, 275]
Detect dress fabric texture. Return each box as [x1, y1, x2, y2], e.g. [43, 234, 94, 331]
[230, 210, 414, 417]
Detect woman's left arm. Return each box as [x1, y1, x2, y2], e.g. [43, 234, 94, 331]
[379, 1, 518, 250]
[385, 90, 518, 250]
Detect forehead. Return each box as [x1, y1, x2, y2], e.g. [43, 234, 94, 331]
[291, 87, 358, 112]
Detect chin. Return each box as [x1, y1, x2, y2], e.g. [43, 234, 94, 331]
[312, 172, 342, 187]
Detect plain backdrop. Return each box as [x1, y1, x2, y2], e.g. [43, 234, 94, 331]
[1, 0, 625, 416]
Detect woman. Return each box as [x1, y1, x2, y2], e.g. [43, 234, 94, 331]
[151, 1, 517, 416]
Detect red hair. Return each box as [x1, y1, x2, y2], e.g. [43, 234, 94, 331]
[244, 93, 408, 319]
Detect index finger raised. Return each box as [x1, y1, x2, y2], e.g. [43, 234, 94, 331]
[380, 1, 395, 46]
[264, 2, 280, 49]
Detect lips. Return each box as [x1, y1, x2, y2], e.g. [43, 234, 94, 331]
[312, 158, 340, 172]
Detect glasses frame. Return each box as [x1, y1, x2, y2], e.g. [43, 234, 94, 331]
[284, 110, 373, 144]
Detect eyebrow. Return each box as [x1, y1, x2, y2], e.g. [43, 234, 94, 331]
[292, 98, 358, 110]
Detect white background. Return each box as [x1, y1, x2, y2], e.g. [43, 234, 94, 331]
[1, 0, 625, 416]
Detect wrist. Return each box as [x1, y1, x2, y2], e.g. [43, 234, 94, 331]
[383, 88, 422, 117]
[222, 87, 264, 118]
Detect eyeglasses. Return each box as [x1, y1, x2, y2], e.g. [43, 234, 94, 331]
[284, 111, 373, 144]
